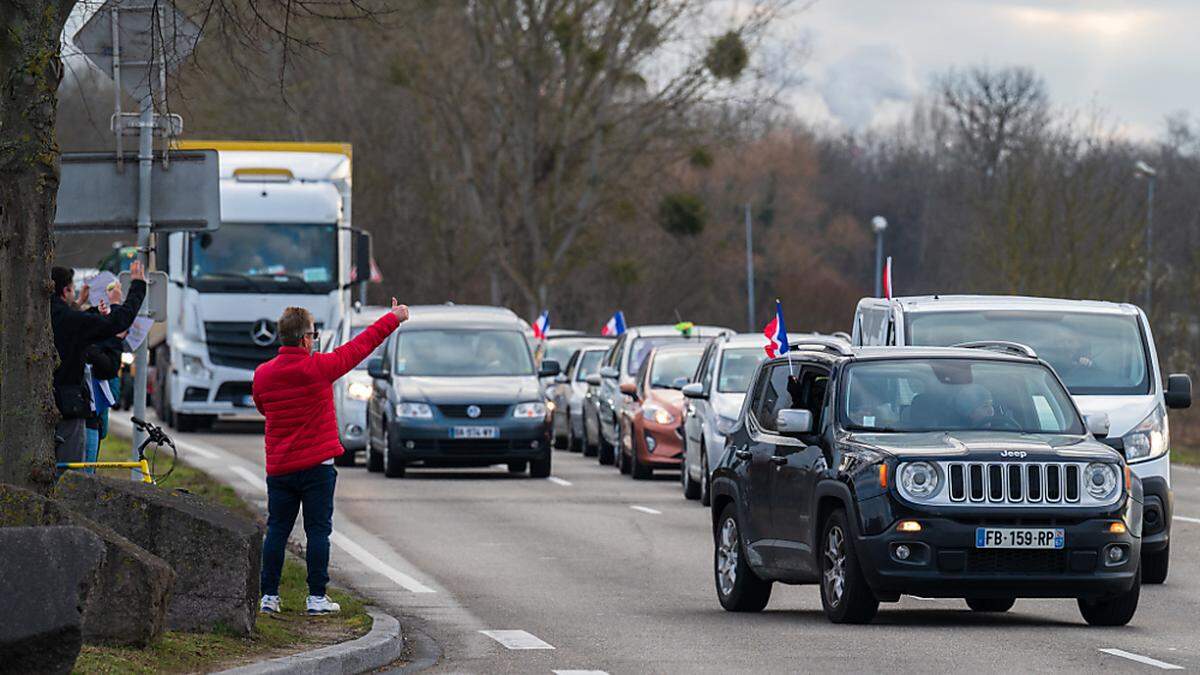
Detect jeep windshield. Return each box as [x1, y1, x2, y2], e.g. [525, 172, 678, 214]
[842, 358, 1084, 434]
[393, 329, 535, 377]
[906, 310, 1150, 396]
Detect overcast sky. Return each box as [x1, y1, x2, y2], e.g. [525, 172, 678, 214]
[786, 0, 1200, 139]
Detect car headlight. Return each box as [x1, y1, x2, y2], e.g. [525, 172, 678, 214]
[181, 353, 211, 379]
[1121, 405, 1168, 463]
[513, 402, 547, 418]
[347, 382, 372, 401]
[1085, 462, 1120, 500]
[899, 461, 940, 500]
[715, 415, 738, 435]
[643, 402, 676, 425]
[395, 402, 433, 418]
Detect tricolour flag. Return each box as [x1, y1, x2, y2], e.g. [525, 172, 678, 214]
[763, 299, 789, 358]
[883, 256, 893, 300]
[532, 310, 551, 340]
[602, 310, 627, 337]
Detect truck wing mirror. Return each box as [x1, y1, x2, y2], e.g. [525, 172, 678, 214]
[1085, 413, 1110, 439]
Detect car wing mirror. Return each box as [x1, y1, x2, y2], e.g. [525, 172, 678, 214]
[682, 382, 706, 399]
[1166, 373, 1192, 409]
[1085, 412, 1111, 439]
[586, 373, 602, 386]
[777, 408, 814, 436]
[600, 366, 619, 379]
[366, 357, 387, 380]
[554, 373, 569, 384]
[671, 376, 690, 390]
[619, 382, 639, 398]
[539, 359, 561, 378]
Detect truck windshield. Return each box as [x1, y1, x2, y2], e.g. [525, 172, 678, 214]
[189, 223, 337, 294]
[394, 330, 535, 377]
[842, 358, 1084, 434]
[906, 310, 1150, 395]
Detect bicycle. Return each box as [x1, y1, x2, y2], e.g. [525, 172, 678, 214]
[56, 416, 179, 485]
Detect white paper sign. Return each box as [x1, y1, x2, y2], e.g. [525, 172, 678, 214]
[124, 317, 154, 352]
[85, 271, 117, 307]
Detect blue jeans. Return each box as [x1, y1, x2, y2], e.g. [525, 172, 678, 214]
[260, 464, 337, 597]
[84, 427, 100, 474]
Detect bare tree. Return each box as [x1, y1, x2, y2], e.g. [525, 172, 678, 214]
[938, 65, 1050, 181]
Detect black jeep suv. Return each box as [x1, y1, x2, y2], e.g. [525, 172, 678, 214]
[710, 343, 1142, 625]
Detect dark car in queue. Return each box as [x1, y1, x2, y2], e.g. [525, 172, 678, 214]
[711, 343, 1142, 626]
[616, 343, 707, 479]
[365, 305, 561, 478]
[542, 336, 614, 449]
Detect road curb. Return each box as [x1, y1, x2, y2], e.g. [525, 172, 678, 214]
[216, 607, 403, 675]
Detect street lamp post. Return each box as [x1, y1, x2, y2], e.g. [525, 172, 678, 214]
[872, 216, 888, 297]
[1135, 161, 1157, 315]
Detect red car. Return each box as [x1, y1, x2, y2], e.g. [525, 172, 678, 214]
[617, 343, 707, 479]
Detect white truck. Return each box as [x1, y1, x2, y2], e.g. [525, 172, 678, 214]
[153, 141, 370, 431]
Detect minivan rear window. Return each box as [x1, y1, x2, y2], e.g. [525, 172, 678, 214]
[906, 310, 1151, 396]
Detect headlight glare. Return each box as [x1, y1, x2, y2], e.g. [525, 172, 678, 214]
[899, 461, 940, 500]
[1085, 462, 1119, 500]
[1121, 405, 1168, 463]
[513, 402, 547, 418]
[347, 382, 372, 401]
[643, 402, 676, 425]
[395, 402, 433, 418]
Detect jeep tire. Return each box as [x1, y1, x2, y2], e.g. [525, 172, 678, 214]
[819, 509, 879, 624]
[1077, 566, 1140, 626]
[714, 503, 772, 612]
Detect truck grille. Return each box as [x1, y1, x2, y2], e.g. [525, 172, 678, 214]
[204, 321, 321, 371]
[947, 462, 1082, 504]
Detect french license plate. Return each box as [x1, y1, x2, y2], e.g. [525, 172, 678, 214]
[452, 426, 498, 439]
[976, 527, 1065, 549]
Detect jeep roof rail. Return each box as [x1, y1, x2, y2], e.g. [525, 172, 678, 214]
[790, 337, 853, 357]
[951, 340, 1038, 359]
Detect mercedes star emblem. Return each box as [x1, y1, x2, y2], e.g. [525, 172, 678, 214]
[466, 405, 482, 419]
[250, 319, 277, 347]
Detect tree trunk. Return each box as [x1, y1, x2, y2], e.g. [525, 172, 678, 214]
[0, 0, 74, 491]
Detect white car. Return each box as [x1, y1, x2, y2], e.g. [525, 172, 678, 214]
[680, 334, 767, 504]
[330, 305, 391, 465]
[544, 339, 612, 449]
[852, 294, 1193, 584]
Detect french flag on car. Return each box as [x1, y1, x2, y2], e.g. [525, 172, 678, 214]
[763, 299, 789, 358]
[602, 310, 627, 337]
[532, 310, 550, 340]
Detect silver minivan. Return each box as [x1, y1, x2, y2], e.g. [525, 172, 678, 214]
[852, 294, 1192, 583]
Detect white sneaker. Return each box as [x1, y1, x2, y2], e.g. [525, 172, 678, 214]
[259, 595, 281, 613]
[306, 595, 341, 615]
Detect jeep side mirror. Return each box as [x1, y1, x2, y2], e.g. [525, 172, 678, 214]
[1166, 373, 1192, 409]
[777, 408, 814, 436]
[539, 359, 561, 378]
[1085, 412, 1111, 439]
[600, 366, 619, 380]
[366, 357, 387, 380]
[619, 382, 638, 398]
[682, 382, 706, 399]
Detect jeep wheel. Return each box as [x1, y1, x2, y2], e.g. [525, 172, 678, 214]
[1142, 545, 1169, 584]
[966, 598, 1015, 612]
[819, 509, 879, 624]
[1078, 567, 1140, 626]
[714, 504, 772, 612]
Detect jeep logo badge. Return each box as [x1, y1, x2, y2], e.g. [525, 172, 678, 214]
[466, 405, 481, 418]
[1000, 450, 1028, 459]
[250, 319, 277, 347]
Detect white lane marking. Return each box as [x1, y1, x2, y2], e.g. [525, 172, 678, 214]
[330, 531, 436, 594]
[229, 466, 267, 493]
[479, 630, 555, 650]
[630, 505, 662, 515]
[1099, 648, 1183, 670]
[554, 671, 610, 674]
[1173, 515, 1200, 524]
[547, 477, 572, 487]
[183, 444, 218, 460]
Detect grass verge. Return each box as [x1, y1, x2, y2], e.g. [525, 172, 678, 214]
[73, 435, 372, 674]
[1171, 444, 1200, 467]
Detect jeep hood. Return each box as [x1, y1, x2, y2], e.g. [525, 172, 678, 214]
[844, 431, 1122, 462]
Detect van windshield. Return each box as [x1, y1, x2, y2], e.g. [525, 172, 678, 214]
[843, 358, 1083, 434]
[906, 311, 1150, 396]
[394, 330, 534, 377]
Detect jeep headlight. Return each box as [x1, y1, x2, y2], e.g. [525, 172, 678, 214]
[642, 402, 675, 425]
[513, 402, 547, 418]
[347, 382, 372, 401]
[899, 461, 940, 500]
[1121, 405, 1168, 463]
[181, 353, 211, 380]
[1085, 462, 1119, 500]
[395, 402, 433, 418]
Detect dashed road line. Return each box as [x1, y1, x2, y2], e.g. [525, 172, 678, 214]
[229, 465, 267, 493]
[330, 531, 437, 594]
[1099, 648, 1183, 670]
[480, 630, 555, 650]
[630, 505, 662, 515]
[547, 477, 573, 487]
[1172, 515, 1200, 524]
[553, 670, 610, 674]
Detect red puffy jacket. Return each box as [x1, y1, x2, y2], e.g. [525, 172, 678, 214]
[253, 313, 399, 476]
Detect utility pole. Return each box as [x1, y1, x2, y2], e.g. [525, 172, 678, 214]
[745, 202, 755, 331]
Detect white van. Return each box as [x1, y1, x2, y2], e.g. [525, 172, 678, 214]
[852, 295, 1192, 584]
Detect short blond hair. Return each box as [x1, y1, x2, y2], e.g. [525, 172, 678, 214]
[278, 307, 314, 346]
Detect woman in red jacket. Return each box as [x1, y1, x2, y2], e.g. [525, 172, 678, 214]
[253, 298, 408, 614]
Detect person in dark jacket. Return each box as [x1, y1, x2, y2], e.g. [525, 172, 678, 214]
[50, 262, 146, 467]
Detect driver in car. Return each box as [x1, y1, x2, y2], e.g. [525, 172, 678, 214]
[954, 383, 1017, 429]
